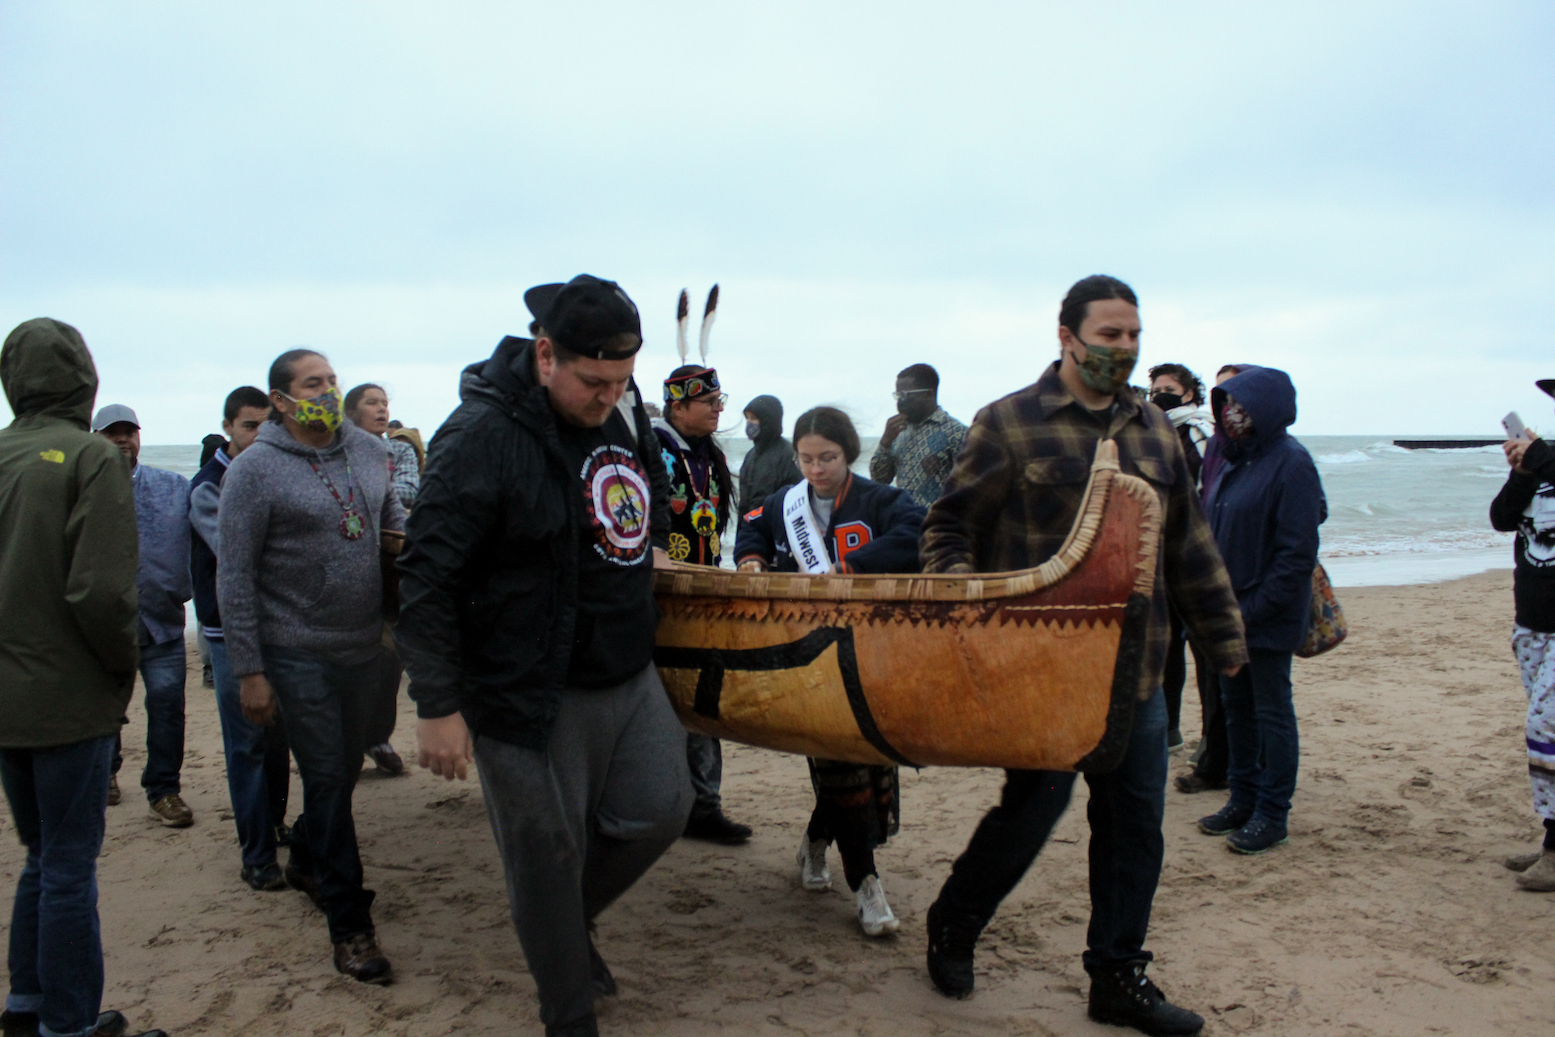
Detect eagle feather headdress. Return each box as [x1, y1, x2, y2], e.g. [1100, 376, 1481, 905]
[675, 285, 719, 365]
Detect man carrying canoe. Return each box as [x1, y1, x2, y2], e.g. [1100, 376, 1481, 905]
[918, 275, 1249, 1037]
[400, 275, 690, 1037]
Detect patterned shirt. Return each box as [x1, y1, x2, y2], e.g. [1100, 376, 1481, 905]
[868, 407, 969, 508]
[920, 362, 1248, 699]
[387, 437, 420, 510]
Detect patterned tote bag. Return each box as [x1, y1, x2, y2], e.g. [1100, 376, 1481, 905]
[1296, 563, 1347, 658]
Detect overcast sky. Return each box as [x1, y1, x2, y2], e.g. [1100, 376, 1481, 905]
[2, 1, 1551, 444]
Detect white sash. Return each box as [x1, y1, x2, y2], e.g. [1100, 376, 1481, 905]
[781, 482, 831, 575]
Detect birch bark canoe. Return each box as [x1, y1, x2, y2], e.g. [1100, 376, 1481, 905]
[652, 439, 1161, 772]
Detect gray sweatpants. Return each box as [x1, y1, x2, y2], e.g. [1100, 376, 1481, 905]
[476, 664, 692, 1029]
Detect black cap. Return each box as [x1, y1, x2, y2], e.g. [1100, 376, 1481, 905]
[523, 275, 642, 361]
[1539, 379, 1555, 400]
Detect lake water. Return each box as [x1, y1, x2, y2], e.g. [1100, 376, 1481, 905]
[142, 432, 1521, 589]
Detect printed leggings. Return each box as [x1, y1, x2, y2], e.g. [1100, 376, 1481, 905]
[1514, 626, 1555, 820]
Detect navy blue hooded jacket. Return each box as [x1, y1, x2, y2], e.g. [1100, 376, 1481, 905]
[1205, 367, 1326, 652]
[734, 472, 925, 574]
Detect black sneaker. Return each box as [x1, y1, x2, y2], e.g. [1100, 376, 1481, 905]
[682, 810, 752, 845]
[241, 862, 289, 891]
[5, 1010, 134, 1037]
[1196, 803, 1253, 836]
[925, 899, 981, 999]
[545, 1013, 599, 1037]
[93, 1011, 130, 1037]
[2, 1010, 38, 1037]
[1226, 817, 1288, 855]
[1174, 771, 1227, 795]
[366, 742, 405, 776]
[1087, 961, 1204, 1036]
[274, 821, 292, 848]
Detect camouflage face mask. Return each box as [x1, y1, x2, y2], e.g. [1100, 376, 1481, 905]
[1071, 338, 1138, 396]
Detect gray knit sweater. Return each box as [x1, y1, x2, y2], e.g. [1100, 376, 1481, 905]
[216, 420, 405, 676]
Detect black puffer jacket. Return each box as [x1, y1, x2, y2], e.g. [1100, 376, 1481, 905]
[397, 336, 671, 750]
[737, 394, 800, 525]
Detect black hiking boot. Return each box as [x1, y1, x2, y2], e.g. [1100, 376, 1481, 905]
[1087, 961, 1204, 1036]
[682, 810, 752, 844]
[925, 899, 981, 999]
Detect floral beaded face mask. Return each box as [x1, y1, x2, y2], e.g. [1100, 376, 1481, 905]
[1070, 338, 1138, 397]
[280, 386, 345, 434]
[1221, 398, 1255, 439]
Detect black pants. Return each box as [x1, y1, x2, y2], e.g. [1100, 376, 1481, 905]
[686, 734, 723, 819]
[265, 643, 377, 942]
[1191, 640, 1228, 784]
[806, 760, 898, 892]
[1162, 611, 1188, 738]
[364, 636, 401, 750]
[938, 689, 1168, 968]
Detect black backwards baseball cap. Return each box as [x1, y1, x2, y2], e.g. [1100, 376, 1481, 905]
[523, 274, 643, 361]
[1538, 379, 1555, 400]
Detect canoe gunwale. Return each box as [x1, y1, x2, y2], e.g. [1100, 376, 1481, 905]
[654, 440, 1158, 603]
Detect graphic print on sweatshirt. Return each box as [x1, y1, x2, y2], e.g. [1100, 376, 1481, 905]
[1523, 483, 1555, 568]
[580, 443, 650, 566]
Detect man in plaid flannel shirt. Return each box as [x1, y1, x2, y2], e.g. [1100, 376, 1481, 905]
[918, 276, 1247, 1037]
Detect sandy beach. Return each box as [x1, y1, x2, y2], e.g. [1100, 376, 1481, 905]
[4, 568, 1550, 1036]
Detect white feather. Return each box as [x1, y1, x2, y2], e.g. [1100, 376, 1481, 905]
[675, 289, 690, 364]
[698, 284, 719, 364]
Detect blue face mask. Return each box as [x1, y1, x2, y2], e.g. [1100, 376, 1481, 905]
[745, 421, 761, 441]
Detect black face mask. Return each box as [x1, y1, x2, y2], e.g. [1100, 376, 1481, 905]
[1151, 391, 1184, 411]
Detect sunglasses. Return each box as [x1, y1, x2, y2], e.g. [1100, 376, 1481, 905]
[892, 389, 933, 402]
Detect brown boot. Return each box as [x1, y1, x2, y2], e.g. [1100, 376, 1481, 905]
[147, 794, 193, 828]
[107, 775, 121, 806]
[1516, 850, 1555, 891]
[334, 932, 393, 984]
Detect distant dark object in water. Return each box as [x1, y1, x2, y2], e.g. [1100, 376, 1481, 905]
[1392, 439, 1504, 450]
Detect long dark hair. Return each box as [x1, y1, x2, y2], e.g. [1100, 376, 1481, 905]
[267, 348, 325, 423]
[1058, 275, 1138, 336]
[792, 406, 861, 465]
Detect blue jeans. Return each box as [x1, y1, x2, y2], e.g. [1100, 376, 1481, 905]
[209, 639, 291, 869]
[939, 688, 1168, 969]
[110, 637, 187, 802]
[2, 735, 114, 1037]
[1220, 648, 1298, 829]
[262, 643, 377, 941]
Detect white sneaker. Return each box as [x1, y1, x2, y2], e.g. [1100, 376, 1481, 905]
[797, 835, 831, 891]
[855, 874, 899, 936]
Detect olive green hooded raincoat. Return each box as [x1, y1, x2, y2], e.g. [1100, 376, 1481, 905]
[0, 318, 139, 748]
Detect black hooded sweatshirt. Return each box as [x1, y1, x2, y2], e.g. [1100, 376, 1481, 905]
[737, 394, 800, 526]
[396, 336, 671, 750]
[1491, 437, 1555, 633]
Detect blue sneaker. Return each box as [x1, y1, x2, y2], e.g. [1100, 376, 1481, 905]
[1196, 803, 1252, 836]
[1227, 817, 1288, 855]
